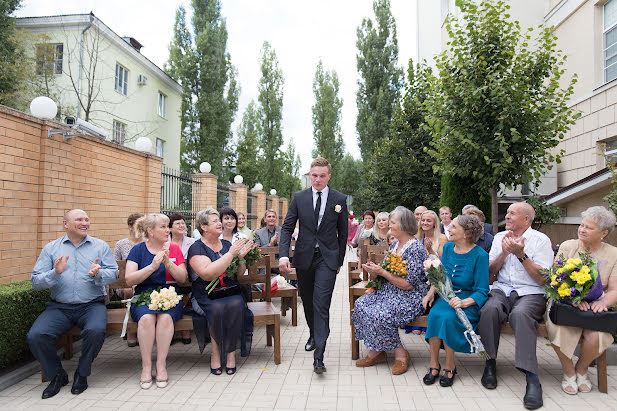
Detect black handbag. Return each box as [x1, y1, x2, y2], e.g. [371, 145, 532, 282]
[548, 300, 617, 334]
[208, 283, 241, 300]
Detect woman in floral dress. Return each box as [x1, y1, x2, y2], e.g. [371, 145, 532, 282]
[352, 206, 428, 375]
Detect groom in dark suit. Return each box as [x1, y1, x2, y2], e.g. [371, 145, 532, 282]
[279, 157, 348, 373]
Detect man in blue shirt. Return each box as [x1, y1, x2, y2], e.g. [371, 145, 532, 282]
[28, 209, 118, 399]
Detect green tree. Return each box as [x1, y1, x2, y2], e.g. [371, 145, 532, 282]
[312, 60, 344, 182]
[257, 41, 284, 191]
[235, 100, 262, 190]
[355, 0, 403, 160]
[365, 60, 440, 212]
[440, 174, 491, 220]
[277, 142, 302, 199]
[335, 154, 364, 210]
[425, 0, 579, 230]
[166, 0, 239, 176]
[526, 196, 561, 231]
[0, 0, 23, 106]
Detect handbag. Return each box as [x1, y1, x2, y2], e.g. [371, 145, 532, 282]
[208, 284, 241, 300]
[548, 300, 617, 334]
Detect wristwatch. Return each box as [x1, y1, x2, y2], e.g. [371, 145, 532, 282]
[518, 253, 529, 263]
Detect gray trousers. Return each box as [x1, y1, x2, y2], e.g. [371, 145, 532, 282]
[297, 249, 337, 361]
[478, 289, 546, 374]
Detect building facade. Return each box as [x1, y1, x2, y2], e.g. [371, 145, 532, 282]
[17, 13, 182, 170]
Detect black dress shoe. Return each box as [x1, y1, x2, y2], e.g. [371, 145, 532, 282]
[313, 359, 326, 374]
[71, 371, 88, 395]
[304, 336, 315, 351]
[42, 369, 68, 399]
[481, 359, 497, 389]
[523, 374, 543, 410]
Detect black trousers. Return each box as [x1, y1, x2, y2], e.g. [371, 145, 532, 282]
[27, 297, 107, 379]
[297, 249, 337, 360]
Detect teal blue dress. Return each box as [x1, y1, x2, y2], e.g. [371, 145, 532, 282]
[425, 242, 489, 353]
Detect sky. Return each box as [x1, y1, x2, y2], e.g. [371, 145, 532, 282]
[14, 0, 418, 174]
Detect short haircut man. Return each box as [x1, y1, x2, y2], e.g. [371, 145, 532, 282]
[255, 209, 281, 247]
[439, 206, 453, 238]
[477, 202, 553, 409]
[414, 206, 428, 222]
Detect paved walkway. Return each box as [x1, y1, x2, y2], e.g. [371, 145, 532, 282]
[1, 250, 615, 410]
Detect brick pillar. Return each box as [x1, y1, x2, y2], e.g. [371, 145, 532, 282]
[193, 173, 218, 211]
[252, 190, 266, 229]
[228, 183, 247, 216]
[280, 197, 289, 223]
[144, 155, 162, 213]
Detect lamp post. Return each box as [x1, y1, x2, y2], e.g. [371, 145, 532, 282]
[199, 162, 211, 173]
[135, 137, 152, 152]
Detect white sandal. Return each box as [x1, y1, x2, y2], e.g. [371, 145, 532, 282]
[561, 374, 578, 395]
[576, 372, 592, 393]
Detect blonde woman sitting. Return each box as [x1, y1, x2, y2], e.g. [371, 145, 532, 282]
[417, 210, 448, 258]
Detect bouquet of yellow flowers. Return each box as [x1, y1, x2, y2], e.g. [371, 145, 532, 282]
[131, 285, 183, 311]
[542, 250, 602, 304]
[365, 250, 408, 292]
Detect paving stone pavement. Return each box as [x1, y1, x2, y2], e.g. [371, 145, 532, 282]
[1, 249, 615, 410]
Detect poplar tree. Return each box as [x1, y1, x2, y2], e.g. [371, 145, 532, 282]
[235, 100, 261, 190]
[356, 0, 403, 161]
[0, 0, 23, 106]
[166, 0, 239, 176]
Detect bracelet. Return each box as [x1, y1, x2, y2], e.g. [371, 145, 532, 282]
[517, 253, 528, 263]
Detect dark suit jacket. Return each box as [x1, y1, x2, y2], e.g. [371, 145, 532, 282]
[279, 187, 348, 271]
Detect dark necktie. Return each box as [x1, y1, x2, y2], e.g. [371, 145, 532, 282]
[314, 191, 322, 226]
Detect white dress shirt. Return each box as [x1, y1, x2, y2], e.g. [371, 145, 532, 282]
[489, 227, 554, 296]
[312, 185, 329, 228]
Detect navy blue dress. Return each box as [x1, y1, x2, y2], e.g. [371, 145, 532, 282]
[187, 239, 253, 366]
[425, 242, 489, 353]
[128, 242, 184, 323]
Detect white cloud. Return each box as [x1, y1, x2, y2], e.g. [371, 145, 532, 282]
[15, 0, 417, 173]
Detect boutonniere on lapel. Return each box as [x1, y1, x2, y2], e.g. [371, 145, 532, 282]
[334, 205, 342, 213]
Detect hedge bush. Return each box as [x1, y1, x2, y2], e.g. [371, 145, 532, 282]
[440, 174, 491, 221]
[0, 281, 50, 368]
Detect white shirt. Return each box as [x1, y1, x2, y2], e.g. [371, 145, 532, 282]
[489, 227, 553, 296]
[312, 185, 329, 228]
[442, 222, 451, 239]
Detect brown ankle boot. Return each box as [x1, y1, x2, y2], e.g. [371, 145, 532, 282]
[391, 351, 411, 375]
[355, 351, 387, 367]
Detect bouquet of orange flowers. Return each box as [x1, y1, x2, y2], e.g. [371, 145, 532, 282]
[365, 250, 408, 292]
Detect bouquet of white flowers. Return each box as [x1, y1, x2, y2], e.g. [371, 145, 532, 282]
[121, 286, 183, 337]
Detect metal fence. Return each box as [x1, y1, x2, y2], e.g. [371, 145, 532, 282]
[216, 183, 230, 210]
[247, 192, 257, 229]
[161, 166, 201, 231]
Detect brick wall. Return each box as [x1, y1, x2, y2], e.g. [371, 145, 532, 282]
[0, 105, 162, 284]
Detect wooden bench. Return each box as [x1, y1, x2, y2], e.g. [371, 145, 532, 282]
[259, 246, 298, 326]
[59, 257, 281, 368]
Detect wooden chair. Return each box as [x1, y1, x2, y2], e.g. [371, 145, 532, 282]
[258, 246, 298, 326]
[238, 255, 281, 364]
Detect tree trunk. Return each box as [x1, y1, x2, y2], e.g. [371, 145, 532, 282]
[490, 186, 498, 235]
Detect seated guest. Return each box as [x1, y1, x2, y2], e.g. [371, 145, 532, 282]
[237, 211, 253, 239]
[423, 215, 489, 387]
[372, 211, 390, 245]
[462, 208, 494, 253]
[417, 210, 448, 258]
[125, 214, 188, 389]
[352, 206, 428, 375]
[478, 202, 553, 410]
[114, 212, 144, 347]
[462, 204, 493, 235]
[220, 206, 242, 244]
[439, 206, 453, 239]
[188, 208, 255, 375]
[255, 209, 281, 247]
[169, 212, 196, 344]
[347, 214, 359, 247]
[546, 206, 617, 394]
[414, 205, 428, 222]
[351, 210, 375, 247]
[28, 209, 118, 399]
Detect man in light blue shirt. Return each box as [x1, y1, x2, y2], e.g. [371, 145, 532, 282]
[28, 209, 118, 399]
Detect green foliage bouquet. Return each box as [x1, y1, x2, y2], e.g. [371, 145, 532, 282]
[206, 244, 261, 294]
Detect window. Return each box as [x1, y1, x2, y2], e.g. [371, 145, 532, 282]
[157, 92, 166, 118]
[156, 138, 164, 158]
[35, 43, 63, 75]
[605, 138, 617, 165]
[112, 120, 126, 145]
[115, 63, 128, 95]
[604, 0, 617, 82]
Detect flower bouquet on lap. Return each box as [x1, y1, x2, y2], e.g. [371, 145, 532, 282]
[424, 256, 489, 359]
[365, 250, 407, 292]
[206, 244, 261, 296]
[542, 250, 602, 303]
[132, 286, 183, 310]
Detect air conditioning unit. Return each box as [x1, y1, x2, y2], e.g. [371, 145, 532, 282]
[137, 74, 148, 86]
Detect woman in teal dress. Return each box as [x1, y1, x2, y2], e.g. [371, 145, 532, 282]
[423, 215, 489, 387]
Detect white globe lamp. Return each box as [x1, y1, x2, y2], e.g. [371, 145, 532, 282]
[135, 137, 152, 152]
[253, 183, 263, 191]
[270, 189, 277, 196]
[199, 162, 211, 173]
[233, 175, 243, 184]
[30, 96, 58, 120]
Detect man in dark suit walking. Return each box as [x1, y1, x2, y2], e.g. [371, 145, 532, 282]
[279, 158, 348, 373]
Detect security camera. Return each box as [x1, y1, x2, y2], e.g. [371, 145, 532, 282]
[74, 117, 109, 139]
[65, 116, 76, 126]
